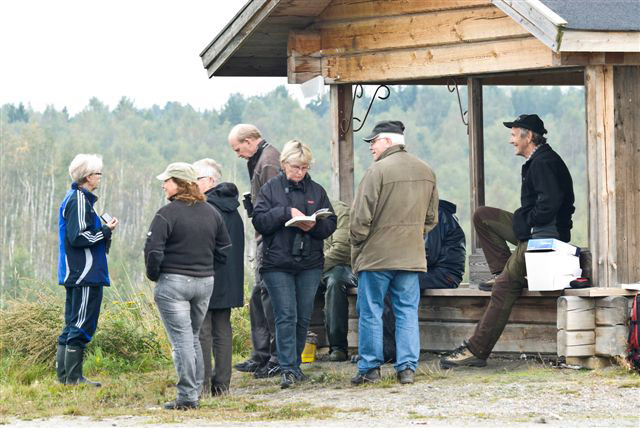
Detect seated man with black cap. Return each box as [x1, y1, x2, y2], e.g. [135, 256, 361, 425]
[441, 114, 575, 368]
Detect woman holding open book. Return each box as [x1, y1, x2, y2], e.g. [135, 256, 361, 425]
[252, 140, 337, 389]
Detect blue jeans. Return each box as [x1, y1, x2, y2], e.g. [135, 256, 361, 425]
[262, 269, 323, 374]
[154, 273, 213, 402]
[356, 270, 420, 373]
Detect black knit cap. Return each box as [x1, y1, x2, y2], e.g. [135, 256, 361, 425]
[503, 114, 547, 135]
[363, 120, 405, 142]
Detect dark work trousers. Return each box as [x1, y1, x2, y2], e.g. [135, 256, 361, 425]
[58, 285, 104, 348]
[321, 265, 355, 354]
[467, 206, 528, 360]
[199, 308, 232, 394]
[249, 241, 278, 364]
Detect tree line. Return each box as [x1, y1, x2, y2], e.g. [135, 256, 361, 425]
[0, 85, 587, 305]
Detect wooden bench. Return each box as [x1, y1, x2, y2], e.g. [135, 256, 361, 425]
[308, 284, 636, 360]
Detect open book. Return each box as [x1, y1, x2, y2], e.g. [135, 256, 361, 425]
[285, 208, 333, 227]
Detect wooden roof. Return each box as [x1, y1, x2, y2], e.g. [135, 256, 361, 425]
[200, 0, 640, 80]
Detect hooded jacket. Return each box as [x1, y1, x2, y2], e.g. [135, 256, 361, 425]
[252, 172, 337, 273]
[205, 182, 244, 309]
[57, 182, 112, 287]
[418, 200, 466, 289]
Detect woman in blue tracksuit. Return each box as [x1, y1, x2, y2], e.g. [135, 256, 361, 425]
[56, 154, 118, 386]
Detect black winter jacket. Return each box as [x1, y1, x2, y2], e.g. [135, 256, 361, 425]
[419, 200, 466, 289]
[205, 183, 245, 309]
[512, 144, 575, 242]
[253, 172, 337, 273]
[144, 199, 231, 281]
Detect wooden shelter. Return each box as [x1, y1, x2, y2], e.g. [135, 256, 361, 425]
[201, 0, 640, 290]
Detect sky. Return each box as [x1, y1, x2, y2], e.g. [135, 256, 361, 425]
[0, 0, 305, 114]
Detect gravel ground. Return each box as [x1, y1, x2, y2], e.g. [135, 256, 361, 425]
[5, 355, 640, 427]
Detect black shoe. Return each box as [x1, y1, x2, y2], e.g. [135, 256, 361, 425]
[253, 361, 281, 379]
[351, 368, 381, 385]
[64, 346, 101, 387]
[397, 368, 415, 384]
[234, 359, 263, 373]
[280, 371, 296, 389]
[163, 400, 198, 410]
[211, 383, 228, 396]
[440, 342, 487, 369]
[328, 350, 348, 362]
[295, 369, 308, 382]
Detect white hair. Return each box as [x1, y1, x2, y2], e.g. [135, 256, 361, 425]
[280, 140, 314, 166]
[193, 158, 222, 184]
[377, 132, 405, 145]
[228, 123, 261, 142]
[68, 154, 103, 183]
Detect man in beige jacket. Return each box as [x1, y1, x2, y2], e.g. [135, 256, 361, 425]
[350, 120, 438, 386]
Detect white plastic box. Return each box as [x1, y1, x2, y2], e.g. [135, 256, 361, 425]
[525, 239, 582, 291]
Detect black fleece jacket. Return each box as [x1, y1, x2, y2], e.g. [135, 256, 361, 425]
[144, 199, 231, 281]
[252, 172, 337, 273]
[512, 143, 575, 242]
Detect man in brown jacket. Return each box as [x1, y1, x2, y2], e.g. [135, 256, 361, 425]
[350, 120, 438, 386]
[228, 124, 281, 378]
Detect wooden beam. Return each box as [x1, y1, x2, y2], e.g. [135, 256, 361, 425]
[585, 66, 618, 288]
[467, 78, 485, 250]
[556, 52, 640, 66]
[614, 66, 640, 285]
[319, 0, 491, 21]
[322, 37, 556, 84]
[330, 85, 354, 204]
[201, 0, 281, 78]
[560, 31, 640, 53]
[492, 0, 562, 52]
[316, 6, 528, 56]
[287, 30, 321, 84]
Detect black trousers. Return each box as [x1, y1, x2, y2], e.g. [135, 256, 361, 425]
[249, 242, 277, 364]
[199, 308, 232, 393]
[58, 285, 103, 348]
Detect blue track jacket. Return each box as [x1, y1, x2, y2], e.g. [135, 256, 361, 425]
[57, 183, 112, 287]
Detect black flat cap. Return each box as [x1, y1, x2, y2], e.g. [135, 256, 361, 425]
[363, 120, 405, 142]
[503, 114, 547, 135]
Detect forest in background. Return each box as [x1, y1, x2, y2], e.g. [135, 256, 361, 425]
[0, 85, 587, 306]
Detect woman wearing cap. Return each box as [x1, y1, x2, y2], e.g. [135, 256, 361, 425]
[57, 154, 119, 387]
[252, 140, 337, 388]
[144, 162, 231, 410]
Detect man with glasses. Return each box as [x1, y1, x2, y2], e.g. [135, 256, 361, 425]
[350, 120, 439, 385]
[228, 124, 281, 378]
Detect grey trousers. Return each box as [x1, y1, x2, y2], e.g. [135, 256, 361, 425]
[154, 273, 213, 402]
[249, 242, 277, 364]
[199, 308, 232, 394]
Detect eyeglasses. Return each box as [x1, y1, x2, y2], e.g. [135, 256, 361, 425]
[197, 176, 211, 180]
[286, 163, 309, 173]
[92, 173, 103, 176]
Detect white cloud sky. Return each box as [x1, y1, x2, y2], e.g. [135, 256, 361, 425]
[0, 0, 305, 114]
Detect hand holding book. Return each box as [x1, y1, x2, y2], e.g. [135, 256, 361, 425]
[286, 207, 333, 230]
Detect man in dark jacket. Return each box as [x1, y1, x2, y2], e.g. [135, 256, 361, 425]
[228, 124, 282, 378]
[194, 159, 244, 396]
[441, 114, 574, 368]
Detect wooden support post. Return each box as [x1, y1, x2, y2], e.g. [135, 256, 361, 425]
[330, 84, 354, 204]
[467, 78, 485, 251]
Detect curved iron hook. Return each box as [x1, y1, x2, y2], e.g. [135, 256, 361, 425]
[340, 85, 364, 134]
[447, 78, 468, 132]
[340, 84, 391, 134]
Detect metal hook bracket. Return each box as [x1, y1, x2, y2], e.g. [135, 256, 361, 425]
[340, 84, 391, 134]
[447, 78, 469, 134]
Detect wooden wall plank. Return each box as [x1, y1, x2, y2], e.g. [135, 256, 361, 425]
[614, 66, 640, 284]
[322, 37, 555, 83]
[319, 0, 491, 21]
[316, 6, 528, 55]
[330, 85, 354, 204]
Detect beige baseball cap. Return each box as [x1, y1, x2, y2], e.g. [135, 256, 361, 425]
[156, 162, 198, 183]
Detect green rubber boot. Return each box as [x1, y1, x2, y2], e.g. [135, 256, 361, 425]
[56, 344, 66, 384]
[64, 345, 101, 387]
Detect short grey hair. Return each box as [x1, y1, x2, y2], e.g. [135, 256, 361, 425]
[193, 158, 222, 184]
[518, 128, 547, 146]
[280, 140, 314, 166]
[68, 154, 103, 183]
[228, 123, 262, 142]
[377, 132, 405, 146]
